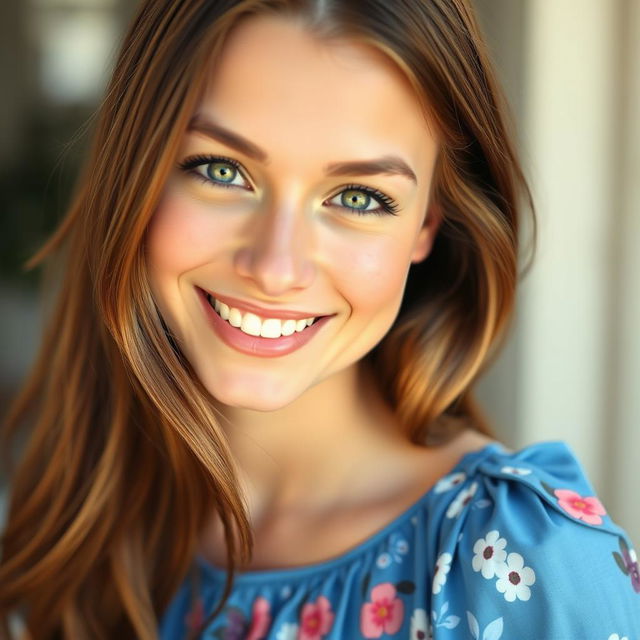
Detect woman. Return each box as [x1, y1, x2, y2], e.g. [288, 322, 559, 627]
[1, 0, 638, 638]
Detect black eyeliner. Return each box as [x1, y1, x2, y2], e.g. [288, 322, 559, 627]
[339, 183, 400, 216]
[177, 155, 400, 215]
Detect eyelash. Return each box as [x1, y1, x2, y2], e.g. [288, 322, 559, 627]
[177, 154, 400, 216]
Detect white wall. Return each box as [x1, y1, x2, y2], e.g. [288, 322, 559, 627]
[476, 0, 639, 543]
[609, 0, 640, 545]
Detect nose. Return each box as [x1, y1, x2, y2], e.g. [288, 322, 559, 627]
[233, 199, 316, 296]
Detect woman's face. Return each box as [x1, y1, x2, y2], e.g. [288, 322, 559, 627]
[146, 14, 440, 411]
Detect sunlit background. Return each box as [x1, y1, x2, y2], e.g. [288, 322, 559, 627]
[1, 0, 639, 545]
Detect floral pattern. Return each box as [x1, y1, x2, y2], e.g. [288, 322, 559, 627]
[410, 608, 432, 639]
[446, 482, 478, 518]
[376, 533, 410, 569]
[466, 612, 504, 640]
[159, 442, 640, 640]
[470, 530, 536, 603]
[554, 488, 607, 525]
[612, 535, 640, 593]
[472, 530, 508, 579]
[432, 552, 453, 594]
[431, 600, 460, 632]
[500, 465, 531, 476]
[184, 596, 206, 634]
[296, 595, 334, 639]
[275, 623, 298, 640]
[495, 553, 536, 602]
[246, 597, 272, 640]
[434, 471, 467, 493]
[360, 582, 404, 637]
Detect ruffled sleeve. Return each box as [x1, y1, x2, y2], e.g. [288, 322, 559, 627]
[428, 441, 640, 639]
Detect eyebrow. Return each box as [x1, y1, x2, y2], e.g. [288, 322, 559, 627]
[188, 115, 417, 184]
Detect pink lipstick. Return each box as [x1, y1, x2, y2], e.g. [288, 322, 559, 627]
[196, 287, 332, 358]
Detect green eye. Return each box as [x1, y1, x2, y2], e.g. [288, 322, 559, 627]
[178, 155, 250, 190]
[207, 162, 237, 183]
[341, 189, 371, 210]
[327, 184, 399, 216]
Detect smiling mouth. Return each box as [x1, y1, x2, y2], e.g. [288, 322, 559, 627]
[204, 292, 320, 339]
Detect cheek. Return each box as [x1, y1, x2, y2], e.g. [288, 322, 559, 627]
[145, 190, 235, 329]
[146, 191, 221, 273]
[332, 237, 412, 313]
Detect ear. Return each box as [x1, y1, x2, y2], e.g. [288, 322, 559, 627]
[411, 201, 442, 264]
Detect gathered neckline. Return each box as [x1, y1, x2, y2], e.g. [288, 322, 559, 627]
[195, 441, 504, 584]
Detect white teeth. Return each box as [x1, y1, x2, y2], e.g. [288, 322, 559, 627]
[240, 312, 262, 337]
[206, 294, 317, 339]
[228, 307, 242, 328]
[281, 319, 296, 336]
[260, 318, 282, 338]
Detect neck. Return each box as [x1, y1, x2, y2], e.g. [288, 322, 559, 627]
[211, 361, 413, 518]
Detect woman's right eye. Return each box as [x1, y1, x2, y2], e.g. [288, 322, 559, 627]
[178, 155, 251, 190]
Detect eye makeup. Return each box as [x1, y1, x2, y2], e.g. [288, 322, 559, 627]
[177, 154, 400, 216]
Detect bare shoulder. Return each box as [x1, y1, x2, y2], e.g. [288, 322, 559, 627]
[442, 428, 499, 466]
[410, 428, 499, 490]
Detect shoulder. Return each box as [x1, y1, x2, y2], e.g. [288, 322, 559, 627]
[427, 440, 640, 638]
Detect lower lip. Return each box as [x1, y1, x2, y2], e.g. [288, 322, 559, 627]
[196, 288, 332, 358]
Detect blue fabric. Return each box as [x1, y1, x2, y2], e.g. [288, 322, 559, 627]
[159, 441, 640, 639]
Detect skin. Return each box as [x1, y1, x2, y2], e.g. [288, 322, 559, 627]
[146, 14, 493, 564]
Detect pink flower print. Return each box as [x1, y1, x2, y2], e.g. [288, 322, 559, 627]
[184, 596, 206, 633]
[246, 596, 272, 640]
[360, 582, 405, 638]
[298, 595, 335, 640]
[554, 489, 607, 525]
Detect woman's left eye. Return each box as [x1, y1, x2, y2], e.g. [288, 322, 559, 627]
[178, 155, 251, 190]
[326, 185, 399, 216]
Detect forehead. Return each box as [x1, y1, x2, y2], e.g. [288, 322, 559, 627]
[194, 14, 437, 172]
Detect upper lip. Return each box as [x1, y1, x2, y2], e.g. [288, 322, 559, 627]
[198, 287, 329, 320]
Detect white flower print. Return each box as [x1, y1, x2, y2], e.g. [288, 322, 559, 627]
[395, 537, 409, 555]
[280, 585, 292, 600]
[376, 533, 410, 569]
[432, 552, 453, 594]
[275, 622, 298, 640]
[376, 551, 392, 569]
[500, 465, 531, 476]
[495, 552, 536, 602]
[472, 530, 508, 579]
[608, 635, 629, 640]
[411, 607, 432, 639]
[434, 471, 467, 493]
[446, 482, 478, 518]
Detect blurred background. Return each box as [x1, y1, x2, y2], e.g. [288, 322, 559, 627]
[1, 0, 638, 545]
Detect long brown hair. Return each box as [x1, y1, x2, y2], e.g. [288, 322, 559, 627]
[0, 0, 535, 637]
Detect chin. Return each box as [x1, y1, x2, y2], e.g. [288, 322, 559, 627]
[198, 370, 303, 413]
[216, 393, 296, 413]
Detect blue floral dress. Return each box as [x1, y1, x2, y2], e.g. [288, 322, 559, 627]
[159, 441, 640, 639]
